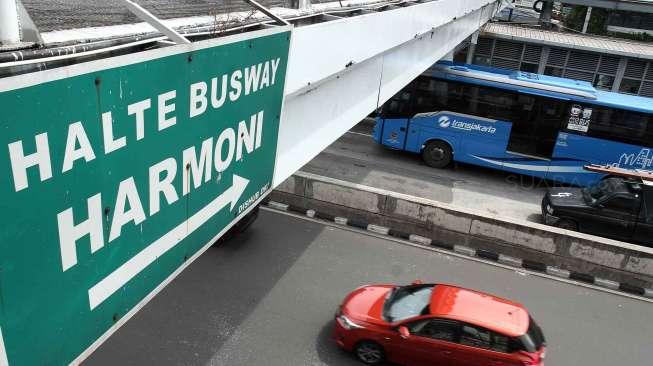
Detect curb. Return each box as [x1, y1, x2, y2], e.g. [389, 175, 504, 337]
[265, 200, 653, 299]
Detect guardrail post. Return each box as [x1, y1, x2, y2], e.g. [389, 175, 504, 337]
[0, 0, 21, 45]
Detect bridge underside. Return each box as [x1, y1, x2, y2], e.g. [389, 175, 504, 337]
[275, 0, 502, 185]
[0, 0, 502, 188]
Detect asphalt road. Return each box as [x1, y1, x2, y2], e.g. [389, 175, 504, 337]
[84, 209, 653, 366]
[303, 121, 548, 223]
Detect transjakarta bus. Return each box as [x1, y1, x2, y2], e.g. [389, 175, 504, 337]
[373, 61, 653, 186]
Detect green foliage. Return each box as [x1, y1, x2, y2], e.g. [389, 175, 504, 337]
[563, 5, 587, 32]
[563, 5, 608, 34]
[609, 31, 653, 42]
[562, 5, 652, 42]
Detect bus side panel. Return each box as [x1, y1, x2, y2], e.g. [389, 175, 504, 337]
[404, 117, 460, 154]
[372, 117, 383, 143]
[553, 132, 652, 185]
[455, 122, 511, 169]
[440, 116, 512, 170]
[377, 118, 408, 149]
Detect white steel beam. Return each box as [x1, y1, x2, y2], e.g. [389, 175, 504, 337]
[0, 0, 20, 45]
[122, 0, 191, 44]
[274, 0, 501, 186]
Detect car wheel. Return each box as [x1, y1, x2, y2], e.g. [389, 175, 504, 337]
[556, 219, 578, 231]
[354, 341, 385, 365]
[422, 140, 452, 168]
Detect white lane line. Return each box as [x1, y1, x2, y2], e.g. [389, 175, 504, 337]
[345, 131, 372, 137]
[0, 325, 8, 366]
[88, 175, 248, 310]
[266, 207, 653, 303]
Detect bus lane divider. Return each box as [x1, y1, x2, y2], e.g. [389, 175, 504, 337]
[264, 171, 653, 300]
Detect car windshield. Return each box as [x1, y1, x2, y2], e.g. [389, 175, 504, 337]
[520, 316, 546, 352]
[582, 178, 625, 204]
[383, 285, 434, 322]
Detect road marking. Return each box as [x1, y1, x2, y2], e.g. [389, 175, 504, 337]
[0, 325, 8, 366]
[88, 175, 249, 310]
[345, 131, 372, 137]
[266, 207, 653, 303]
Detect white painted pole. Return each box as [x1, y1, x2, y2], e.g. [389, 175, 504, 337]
[582, 6, 592, 33]
[0, 0, 21, 45]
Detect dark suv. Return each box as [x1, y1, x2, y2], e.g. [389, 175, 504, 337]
[542, 177, 653, 246]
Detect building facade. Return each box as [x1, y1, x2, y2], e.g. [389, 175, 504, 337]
[457, 22, 653, 98]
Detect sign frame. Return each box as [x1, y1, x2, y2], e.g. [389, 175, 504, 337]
[0, 25, 293, 366]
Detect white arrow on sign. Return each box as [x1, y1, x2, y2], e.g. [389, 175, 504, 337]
[0, 325, 8, 366]
[88, 174, 250, 310]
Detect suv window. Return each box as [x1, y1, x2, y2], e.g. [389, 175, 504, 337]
[601, 195, 640, 214]
[409, 319, 460, 342]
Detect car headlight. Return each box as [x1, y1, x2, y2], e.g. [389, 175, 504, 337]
[546, 204, 554, 215]
[337, 315, 363, 330]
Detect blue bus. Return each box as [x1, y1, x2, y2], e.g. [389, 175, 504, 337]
[372, 61, 653, 186]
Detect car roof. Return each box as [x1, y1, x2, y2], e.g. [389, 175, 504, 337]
[429, 285, 530, 337]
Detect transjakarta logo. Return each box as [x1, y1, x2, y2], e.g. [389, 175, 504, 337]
[438, 116, 451, 128]
[437, 115, 496, 134]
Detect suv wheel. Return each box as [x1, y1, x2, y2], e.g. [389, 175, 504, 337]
[354, 341, 385, 365]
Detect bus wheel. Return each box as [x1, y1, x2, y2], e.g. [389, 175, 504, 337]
[422, 141, 452, 168]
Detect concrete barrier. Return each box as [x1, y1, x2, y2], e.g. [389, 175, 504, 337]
[271, 171, 653, 288]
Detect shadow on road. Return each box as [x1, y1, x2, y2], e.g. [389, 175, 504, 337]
[84, 210, 323, 366]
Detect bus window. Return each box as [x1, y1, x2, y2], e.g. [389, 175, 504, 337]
[507, 94, 538, 156]
[580, 107, 652, 147]
[448, 81, 470, 113]
[507, 95, 563, 158]
[432, 80, 449, 111]
[383, 89, 414, 118]
[475, 86, 515, 122]
[413, 77, 439, 114]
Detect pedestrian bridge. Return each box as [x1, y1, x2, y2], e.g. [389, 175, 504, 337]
[1, 0, 504, 187]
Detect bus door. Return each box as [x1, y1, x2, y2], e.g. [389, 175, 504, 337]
[378, 89, 413, 149]
[505, 94, 564, 177]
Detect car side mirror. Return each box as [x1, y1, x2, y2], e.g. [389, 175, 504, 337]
[398, 326, 410, 339]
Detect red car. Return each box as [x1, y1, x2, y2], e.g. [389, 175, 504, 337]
[334, 282, 546, 365]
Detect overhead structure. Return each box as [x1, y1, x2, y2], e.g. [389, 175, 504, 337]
[0, 1, 504, 364]
[274, 0, 503, 185]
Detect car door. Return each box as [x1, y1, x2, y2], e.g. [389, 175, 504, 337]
[591, 193, 640, 241]
[396, 318, 464, 366]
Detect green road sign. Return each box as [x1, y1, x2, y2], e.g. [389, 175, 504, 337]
[0, 27, 291, 365]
